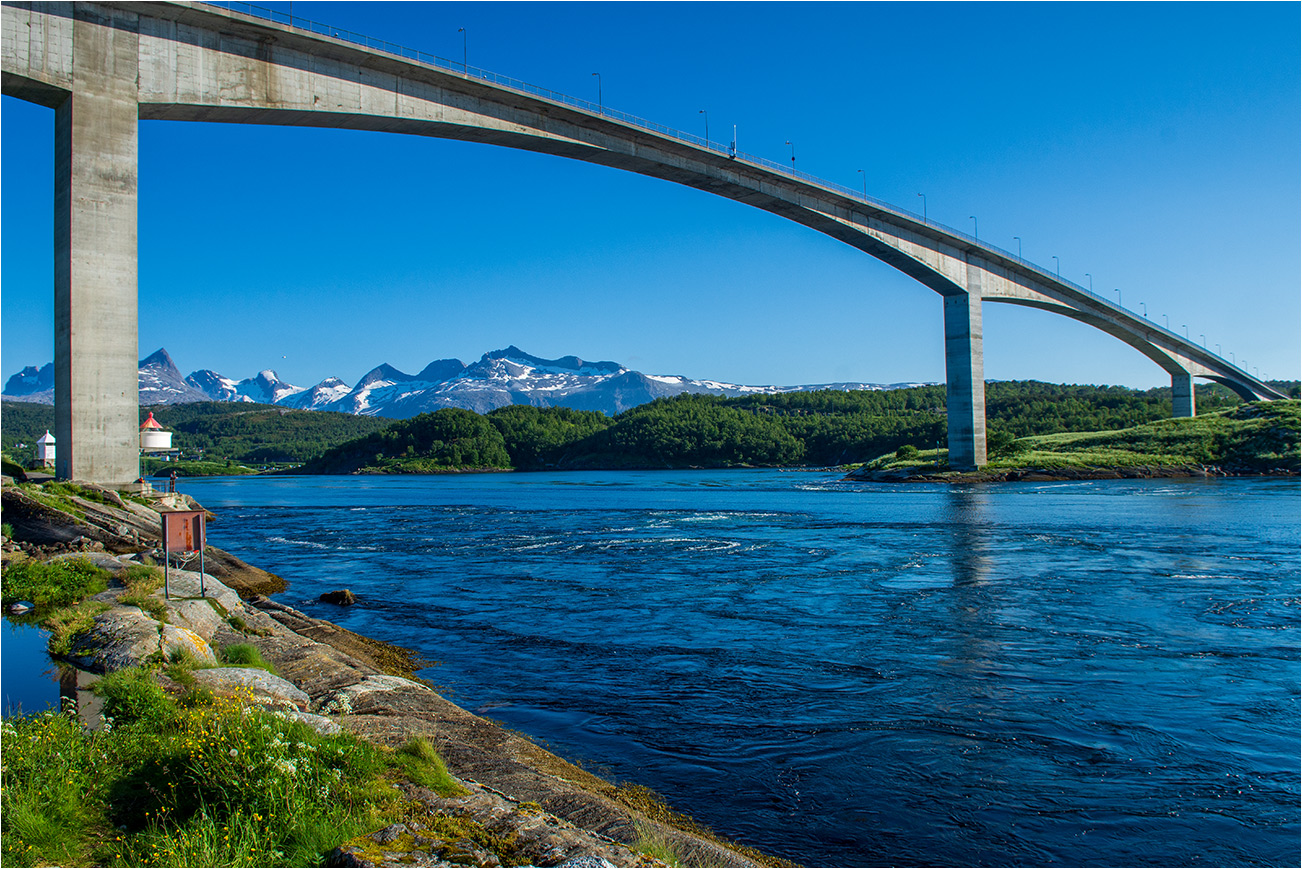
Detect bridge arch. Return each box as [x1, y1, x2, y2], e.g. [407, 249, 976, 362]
[1, 1, 1283, 481]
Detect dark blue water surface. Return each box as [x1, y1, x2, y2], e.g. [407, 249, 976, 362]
[184, 471, 1300, 867]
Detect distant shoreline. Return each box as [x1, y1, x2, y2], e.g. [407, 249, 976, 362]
[843, 464, 1300, 484]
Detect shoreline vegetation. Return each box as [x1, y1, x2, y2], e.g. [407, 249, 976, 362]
[0, 479, 786, 868]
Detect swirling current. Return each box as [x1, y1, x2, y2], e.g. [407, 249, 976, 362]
[184, 471, 1300, 867]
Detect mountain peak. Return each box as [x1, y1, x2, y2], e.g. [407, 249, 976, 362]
[139, 348, 181, 375]
[481, 346, 623, 376]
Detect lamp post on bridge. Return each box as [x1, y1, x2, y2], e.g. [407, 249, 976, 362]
[917, 193, 926, 224]
[1216, 343, 1221, 356]
[1163, 314, 1169, 329]
[1141, 301, 1147, 318]
[1230, 351, 1236, 364]
[1052, 255, 1060, 277]
[785, 140, 795, 171]
[969, 216, 978, 240]
[1200, 334, 1206, 348]
[1182, 324, 1189, 339]
[857, 169, 865, 198]
[1014, 236, 1022, 259]
[699, 110, 708, 145]
[458, 27, 466, 72]
[591, 73, 602, 113]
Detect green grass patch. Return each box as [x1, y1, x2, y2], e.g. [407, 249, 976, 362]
[216, 643, 276, 674]
[2, 559, 110, 612]
[118, 565, 167, 622]
[44, 600, 111, 657]
[4, 667, 467, 867]
[393, 737, 465, 796]
[632, 823, 682, 867]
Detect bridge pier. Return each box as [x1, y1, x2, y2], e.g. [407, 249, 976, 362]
[944, 292, 987, 470]
[53, 6, 141, 485]
[1171, 372, 1196, 418]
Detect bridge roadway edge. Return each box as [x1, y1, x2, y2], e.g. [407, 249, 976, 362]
[1, 0, 1285, 480]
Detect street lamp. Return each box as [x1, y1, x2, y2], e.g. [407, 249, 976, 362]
[699, 110, 708, 145]
[458, 27, 467, 72]
[1014, 236, 1022, 258]
[1141, 301, 1147, 318]
[785, 140, 795, 170]
[1200, 334, 1206, 348]
[969, 216, 978, 240]
[857, 169, 866, 198]
[917, 193, 927, 223]
[1085, 273, 1093, 292]
[1182, 324, 1189, 339]
[1052, 255, 1060, 276]
[591, 73, 602, 112]
[1163, 314, 1169, 328]
[1230, 351, 1235, 364]
[1216, 343, 1221, 355]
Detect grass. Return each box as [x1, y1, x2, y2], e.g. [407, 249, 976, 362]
[632, 823, 682, 867]
[857, 401, 1301, 475]
[216, 643, 276, 673]
[118, 565, 168, 622]
[393, 737, 465, 796]
[1, 558, 110, 611]
[2, 667, 462, 868]
[44, 600, 112, 656]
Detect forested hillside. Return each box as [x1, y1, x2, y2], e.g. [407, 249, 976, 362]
[1, 401, 389, 465]
[298, 381, 1291, 473]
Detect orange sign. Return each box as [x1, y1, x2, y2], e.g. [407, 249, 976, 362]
[161, 510, 205, 553]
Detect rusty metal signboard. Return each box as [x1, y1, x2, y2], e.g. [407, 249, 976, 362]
[160, 509, 206, 599]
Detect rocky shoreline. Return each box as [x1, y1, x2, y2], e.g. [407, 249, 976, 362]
[1, 479, 780, 868]
[843, 463, 1299, 484]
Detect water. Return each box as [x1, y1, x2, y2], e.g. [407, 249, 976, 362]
[2, 619, 62, 716]
[184, 471, 1301, 867]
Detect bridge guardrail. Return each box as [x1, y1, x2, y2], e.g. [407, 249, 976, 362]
[200, 0, 1261, 385]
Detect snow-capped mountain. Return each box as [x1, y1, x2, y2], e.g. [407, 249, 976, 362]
[139, 349, 211, 405]
[185, 369, 250, 403]
[3, 345, 935, 417]
[278, 376, 353, 410]
[2, 362, 54, 403]
[233, 369, 307, 405]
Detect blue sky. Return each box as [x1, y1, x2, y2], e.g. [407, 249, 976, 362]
[3, 1, 1298, 391]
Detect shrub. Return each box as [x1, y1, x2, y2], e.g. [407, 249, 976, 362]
[895, 444, 920, 460]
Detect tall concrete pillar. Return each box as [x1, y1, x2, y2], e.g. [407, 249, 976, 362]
[1171, 372, 1196, 418]
[944, 291, 987, 470]
[54, 6, 140, 484]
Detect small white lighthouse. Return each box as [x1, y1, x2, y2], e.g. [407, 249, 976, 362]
[35, 430, 56, 466]
[139, 412, 173, 451]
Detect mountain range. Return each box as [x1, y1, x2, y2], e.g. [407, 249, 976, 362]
[2, 347, 933, 418]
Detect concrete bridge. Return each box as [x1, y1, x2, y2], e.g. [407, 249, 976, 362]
[2, 1, 1285, 483]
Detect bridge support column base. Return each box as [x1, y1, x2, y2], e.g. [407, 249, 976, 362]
[54, 7, 141, 485]
[1171, 372, 1196, 418]
[944, 292, 987, 470]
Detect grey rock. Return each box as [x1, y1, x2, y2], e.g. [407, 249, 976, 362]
[191, 667, 310, 712]
[66, 608, 216, 673]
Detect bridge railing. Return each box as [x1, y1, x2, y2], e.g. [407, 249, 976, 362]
[200, 1, 1254, 382]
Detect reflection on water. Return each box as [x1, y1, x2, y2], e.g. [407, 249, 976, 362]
[184, 471, 1301, 867]
[2, 619, 61, 716]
